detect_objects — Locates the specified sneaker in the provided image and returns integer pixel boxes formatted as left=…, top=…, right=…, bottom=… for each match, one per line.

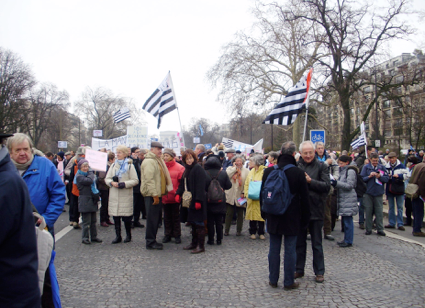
left=259, top=235, right=266, bottom=240
left=398, top=226, right=405, bottom=231
left=413, top=232, right=425, bottom=237
left=359, top=223, right=365, bottom=230
left=250, top=234, right=256, bottom=240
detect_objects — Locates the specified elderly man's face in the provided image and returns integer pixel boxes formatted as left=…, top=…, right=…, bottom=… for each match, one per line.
left=370, top=158, right=379, bottom=167
left=11, top=140, right=33, bottom=164
left=316, top=145, right=324, bottom=156
left=301, top=144, right=315, bottom=164
left=151, top=147, right=162, bottom=158
left=389, top=156, right=397, bottom=164
left=227, top=152, right=235, bottom=160
left=138, top=151, right=145, bottom=160
left=65, top=154, right=71, bottom=160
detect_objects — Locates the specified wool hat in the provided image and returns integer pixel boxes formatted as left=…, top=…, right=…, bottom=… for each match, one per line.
left=57, top=151, right=65, bottom=159
left=163, top=148, right=176, bottom=157
left=77, top=159, right=89, bottom=169
left=151, top=141, right=164, bottom=149
left=388, top=152, right=397, bottom=158
left=236, top=150, right=242, bottom=154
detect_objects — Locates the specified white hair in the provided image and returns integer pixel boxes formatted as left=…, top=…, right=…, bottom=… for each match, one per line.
left=315, top=142, right=325, bottom=149
left=6, top=133, right=34, bottom=151
left=299, top=141, right=315, bottom=153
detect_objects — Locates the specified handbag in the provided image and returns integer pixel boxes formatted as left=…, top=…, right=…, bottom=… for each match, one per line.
left=248, top=176, right=262, bottom=200
left=182, top=178, right=192, bottom=208
left=405, top=166, right=420, bottom=199
left=388, top=178, right=405, bottom=195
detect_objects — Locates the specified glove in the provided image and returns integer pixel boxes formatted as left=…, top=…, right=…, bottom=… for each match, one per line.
left=175, top=195, right=181, bottom=203
left=118, top=182, right=126, bottom=189
left=195, top=202, right=201, bottom=210
left=153, top=196, right=160, bottom=205
left=330, top=179, right=337, bottom=187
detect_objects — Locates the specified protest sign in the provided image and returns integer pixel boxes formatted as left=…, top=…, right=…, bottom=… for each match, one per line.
left=91, top=135, right=127, bottom=152
left=127, top=126, right=148, bottom=149
left=160, top=131, right=181, bottom=152
left=85, top=148, right=108, bottom=172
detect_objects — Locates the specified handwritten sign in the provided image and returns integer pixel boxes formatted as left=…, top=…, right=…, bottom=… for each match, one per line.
left=160, top=131, right=181, bottom=152
left=91, top=135, right=127, bottom=152
left=85, top=148, right=108, bottom=172
left=127, top=126, right=148, bottom=149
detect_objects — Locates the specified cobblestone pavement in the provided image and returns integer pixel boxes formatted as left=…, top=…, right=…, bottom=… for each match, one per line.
left=55, top=210, right=425, bottom=308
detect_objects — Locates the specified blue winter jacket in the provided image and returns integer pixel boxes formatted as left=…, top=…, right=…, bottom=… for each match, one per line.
left=23, top=155, right=66, bottom=229
left=360, top=162, right=389, bottom=197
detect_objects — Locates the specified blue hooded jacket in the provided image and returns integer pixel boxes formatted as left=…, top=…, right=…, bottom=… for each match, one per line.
left=22, top=155, right=66, bottom=229
left=360, top=162, right=389, bottom=197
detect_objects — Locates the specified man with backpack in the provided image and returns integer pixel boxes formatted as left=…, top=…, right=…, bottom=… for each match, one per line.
left=262, top=141, right=310, bottom=290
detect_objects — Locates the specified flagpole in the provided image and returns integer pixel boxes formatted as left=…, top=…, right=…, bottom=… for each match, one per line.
left=302, top=69, right=313, bottom=142
left=168, top=71, right=186, bottom=148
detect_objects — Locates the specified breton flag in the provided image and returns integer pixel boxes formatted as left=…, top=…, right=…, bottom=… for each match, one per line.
left=350, top=135, right=367, bottom=150
left=263, top=68, right=313, bottom=125
left=113, top=107, right=131, bottom=123
left=143, top=72, right=177, bottom=129
left=222, top=137, right=235, bottom=149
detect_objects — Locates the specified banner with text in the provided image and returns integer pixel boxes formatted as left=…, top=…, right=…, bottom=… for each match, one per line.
left=85, top=148, right=108, bottom=172
left=127, top=126, right=149, bottom=149
left=91, top=135, right=127, bottom=152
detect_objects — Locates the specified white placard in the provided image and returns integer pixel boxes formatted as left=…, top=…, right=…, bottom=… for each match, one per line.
left=85, top=149, right=108, bottom=172
left=193, top=137, right=200, bottom=144
left=58, top=141, right=67, bottom=148
left=127, top=126, right=148, bottom=149
left=91, top=135, right=127, bottom=152
left=160, top=131, right=181, bottom=152
left=93, top=130, right=103, bottom=137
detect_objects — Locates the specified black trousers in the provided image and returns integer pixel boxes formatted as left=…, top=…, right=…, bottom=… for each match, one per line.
left=405, top=197, right=413, bottom=225
left=99, top=189, right=110, bottom=223
left=69, top=194, right=80, bottom=223
left=249, top=220, right=265, bottom=235
left=133, top=193, right=146, bottom=223
left=145, top=197, right=162, bottom=247
left=65, top=181, right=72, bottom=204
left=296, top=220, right=325, bottom=276
left=163, top=202, right=181, bottom=238
left=207, top=211, right=224, bottom=242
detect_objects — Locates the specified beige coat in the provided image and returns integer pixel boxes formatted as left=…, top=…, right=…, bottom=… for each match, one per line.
left=225, top=166, right=249, bottom=206
left=244, top=165, right=265, bottom=222
left=105, top=160, right=139, bottom=217
left=140, top=151, right=165, bottom=197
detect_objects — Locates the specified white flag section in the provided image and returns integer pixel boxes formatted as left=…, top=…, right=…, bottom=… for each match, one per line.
left=221, top=137, right=264, bottom=154
left=85, top=149, right=108, bottom=172
left=263, top=68, right=313, bottom=126
left=113, top=107, right=131, bottom=123
left=91, top=135, right=127, bottom=152
left=127, top=126, right=149, bottom=149
left=350, top=135, right=367, bottom=150
left=143, top=72, right=177, bottom=129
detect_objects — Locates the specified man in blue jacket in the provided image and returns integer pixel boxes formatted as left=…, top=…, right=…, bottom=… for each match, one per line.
left=7, top=133, right=66, bottom=236
left=360, top=152, right=389, bottom=236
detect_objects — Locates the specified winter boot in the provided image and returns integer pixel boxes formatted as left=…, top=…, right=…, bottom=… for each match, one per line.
left=183, top=225, right=198, bottom=250
left=191, top=225, right=205, bottom=254
left=123, top=220, right=132, bottom=243
left=111, top=219, right=122, bottom=244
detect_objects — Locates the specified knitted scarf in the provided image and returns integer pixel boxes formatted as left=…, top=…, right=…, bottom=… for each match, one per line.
left=232, top=167, right=242, bottom=187
left=153, top=155, right=173, bottom=193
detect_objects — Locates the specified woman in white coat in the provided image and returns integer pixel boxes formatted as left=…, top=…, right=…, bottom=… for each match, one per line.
left=105, top=145, right=139, bottom=244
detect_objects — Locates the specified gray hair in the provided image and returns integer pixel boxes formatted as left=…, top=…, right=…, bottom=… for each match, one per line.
left=280, top=141, right=297, bottom=156
left=6, top=133, right=34, bottom=151
left=315, top=142, right=325, bottom=149
left=249, top=154, right=264, bottom=166
left=231, top=154, right=246, bottom=165
left=299, top=141, right=315, bottom=153
left=268, top=151, right=279, bottom=160
left=195, top=144, right=205, bottom=152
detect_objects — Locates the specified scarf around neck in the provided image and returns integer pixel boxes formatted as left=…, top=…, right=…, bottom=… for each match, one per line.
left=116, top=158, right=129, bottom=179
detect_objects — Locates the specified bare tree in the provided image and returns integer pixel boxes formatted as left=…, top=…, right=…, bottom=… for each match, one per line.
left=0, top=48, right=36, bottom=133
left=207, top=0, right=322, bottom=145
left=75, top=87, right=146, bottom=140
left=182, top=118, right=222, bottom=149
left=291, top=0, right=413, bottom=150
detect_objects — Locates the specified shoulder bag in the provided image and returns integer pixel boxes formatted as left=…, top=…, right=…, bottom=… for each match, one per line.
left=248, top=175, right=261, bottom=200
left=182, top=178, right=192, bottom=208
left=405, top=167, right=420, bottom=199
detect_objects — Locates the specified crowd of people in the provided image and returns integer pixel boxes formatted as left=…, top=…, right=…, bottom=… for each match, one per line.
left=2, top=131, right=425, bottom=306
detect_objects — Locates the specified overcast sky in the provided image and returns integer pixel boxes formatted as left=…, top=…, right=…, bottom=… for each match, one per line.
left=1, top=0, right=424, bottom=138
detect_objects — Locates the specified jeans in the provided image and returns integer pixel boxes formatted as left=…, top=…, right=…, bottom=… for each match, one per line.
left=145, top=196, right=162, bottom=247
left=412, top=198, right=424, bottom=233
left=363, top=194, right=384, bottom=232
left=296, top=220, right=325, bottom=275
left=358, top=197, right=364, bottom=225
left=387, top=193, right=405, bottom=227
left=341, top=216, right=353, bottom=245
left=269, top=233, right=297, bottom=286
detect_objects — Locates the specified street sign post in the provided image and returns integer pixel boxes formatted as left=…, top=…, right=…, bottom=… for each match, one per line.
left=375, top=140, right=381, bottom=147
left=58, top=141, right=68, bottom=148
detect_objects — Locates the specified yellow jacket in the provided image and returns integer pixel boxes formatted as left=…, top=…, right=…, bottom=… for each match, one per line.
left=244, top=165, right=265, bottom=222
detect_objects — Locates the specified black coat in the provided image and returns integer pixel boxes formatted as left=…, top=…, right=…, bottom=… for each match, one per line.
left=76, top=171, right=97, bottom=213
left=176, top=163, right=207, bottom=222
left=0, top=149, right=40, bottom=307
left=204, top=155, right=232, bottom=214
left=133, top=157, right=143, bottom=194
left=261, top=154, right=310, bottom=236
left=297, top=157, right=330, bottom=220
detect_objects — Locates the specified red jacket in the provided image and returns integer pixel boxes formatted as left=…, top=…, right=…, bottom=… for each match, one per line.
left=162, top=159, right=185, bottom=204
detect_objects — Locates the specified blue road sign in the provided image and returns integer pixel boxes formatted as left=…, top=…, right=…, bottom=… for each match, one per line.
left=310, top=130, right=326, bottom=145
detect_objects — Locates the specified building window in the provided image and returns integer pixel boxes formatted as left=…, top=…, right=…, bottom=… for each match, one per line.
left=383, top=100, right=391, bottom=109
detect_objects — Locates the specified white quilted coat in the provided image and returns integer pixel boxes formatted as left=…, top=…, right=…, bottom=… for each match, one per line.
left=105, top=160, right=139, bottom=216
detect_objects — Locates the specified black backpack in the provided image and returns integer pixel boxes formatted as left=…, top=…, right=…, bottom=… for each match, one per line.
left=355, top=171, right=367, bottom=198
left=207, top=170, right=225, bottom=203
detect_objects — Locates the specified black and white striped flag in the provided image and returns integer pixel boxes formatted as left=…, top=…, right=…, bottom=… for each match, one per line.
left=222, top=137, right=235, bottom=149
left=143, top=72, right=177, bottom=129
left=350, top=135, right=367, bottom=150
left=263, top=68, right=313, bottom=125
left=113, top=107, right=131, bottom=123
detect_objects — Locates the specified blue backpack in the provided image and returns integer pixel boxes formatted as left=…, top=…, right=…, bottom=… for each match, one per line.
left=262, top=164, right=295, bottom=215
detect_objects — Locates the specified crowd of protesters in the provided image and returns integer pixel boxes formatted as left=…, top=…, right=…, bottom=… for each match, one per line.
left=2, top=131, right=425, bottom=306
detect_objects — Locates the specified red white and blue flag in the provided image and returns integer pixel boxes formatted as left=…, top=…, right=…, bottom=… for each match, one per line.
left=263, top=68, right=313, bottom=126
